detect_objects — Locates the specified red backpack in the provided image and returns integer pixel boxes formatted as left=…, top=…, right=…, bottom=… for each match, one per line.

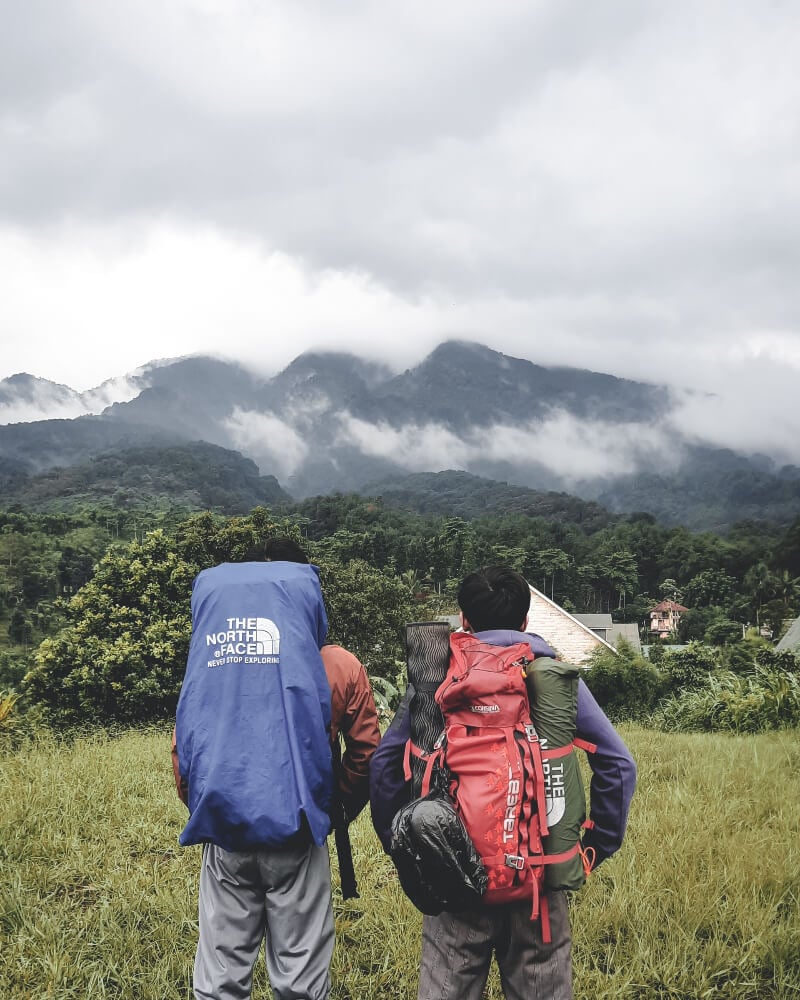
left=420, top=632, right=588, bottom=941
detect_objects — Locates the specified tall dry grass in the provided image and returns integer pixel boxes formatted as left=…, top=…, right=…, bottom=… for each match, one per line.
left=1, top=726, right=798, bottom=998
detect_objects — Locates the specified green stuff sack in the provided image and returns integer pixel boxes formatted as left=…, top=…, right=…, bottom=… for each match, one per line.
left=525, top=657, right=588, bottom=891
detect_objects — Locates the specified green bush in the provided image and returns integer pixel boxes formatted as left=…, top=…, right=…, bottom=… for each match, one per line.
left=315, top=557, right=414, bottom=681
left=660, top=641, right=720, bottom=694
left=24, top=530, right=196, bottom=727
left=583, top=640, right=666, bottom=722
left=721, top=642, right=759, bottom=675
left=654, top=664, right=800, bottom=733
left=755, top=647, right=800, bottom=674
left=0, top=690, right=19, bottom=732
left=0, top=650, right=29, bottom=690
left=703, top=618, right=743, bottom=646
left=717, top=630, right=772, bottom=674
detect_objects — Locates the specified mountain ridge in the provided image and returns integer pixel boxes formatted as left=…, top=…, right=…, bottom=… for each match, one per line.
left=0, top=340, right=797, bottom=528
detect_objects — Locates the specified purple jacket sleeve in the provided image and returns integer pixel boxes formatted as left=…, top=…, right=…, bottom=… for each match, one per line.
left=576, top=678, right=637, bottom=867
left=369, top=686, right=413, bottom=853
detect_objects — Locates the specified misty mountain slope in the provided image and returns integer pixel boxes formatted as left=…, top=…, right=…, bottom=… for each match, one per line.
left=102, top=357, right=265, bottom=441
left=1, top=340, right=798, bottom=528
left=257, top=351, right=391, bottom=413
left=371, top=341, right=673, bottom=427
left=0, top=454, right=33, bottom=494
left=586, top=445, right=800, bottom=531
left=225, top=352, right=398, bottom=488
left=0, top=416, right=185, bottom=472
left=259, top=341, right=679, bottom=496
left=0, top=441, right=291, bottom=514
left=0, top=370, right=145, bottom=423
left=0, top=373, right=78, bottom=409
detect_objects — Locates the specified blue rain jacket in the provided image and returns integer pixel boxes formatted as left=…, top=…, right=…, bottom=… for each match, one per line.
left=176, top=561, right=334, bottom=850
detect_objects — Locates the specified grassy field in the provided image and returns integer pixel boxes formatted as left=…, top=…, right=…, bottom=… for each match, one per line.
left=1, top=726, right=799, bottom=999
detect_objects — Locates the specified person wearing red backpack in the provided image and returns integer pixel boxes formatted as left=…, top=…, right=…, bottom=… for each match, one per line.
left=370, top=566, right=637, bottom=1000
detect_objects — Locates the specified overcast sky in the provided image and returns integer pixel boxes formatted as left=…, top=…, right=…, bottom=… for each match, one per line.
left=1, top=1, right=799, bottom=457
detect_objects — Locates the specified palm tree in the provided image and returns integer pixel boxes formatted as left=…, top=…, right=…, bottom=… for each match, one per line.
left=744, top=562, right=779, bottom=626
left=776, top=569, right=800, bottom=609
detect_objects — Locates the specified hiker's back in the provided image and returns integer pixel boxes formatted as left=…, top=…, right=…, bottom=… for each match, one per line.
left=175, top=560, right=334, bottom=851
left=436, top=633, right=549, bottom=907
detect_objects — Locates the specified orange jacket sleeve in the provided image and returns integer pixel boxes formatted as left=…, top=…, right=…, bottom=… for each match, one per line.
left=171, top=726, right=189, bottom=806
left=321, top=644, right=381, bottom=821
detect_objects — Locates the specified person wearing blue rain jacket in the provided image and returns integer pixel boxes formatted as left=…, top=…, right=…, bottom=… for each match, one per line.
left=175, top=557, right=335, bottom=1000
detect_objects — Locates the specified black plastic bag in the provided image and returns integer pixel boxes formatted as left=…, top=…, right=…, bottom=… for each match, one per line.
left=390, top=793, right=487, bottom=915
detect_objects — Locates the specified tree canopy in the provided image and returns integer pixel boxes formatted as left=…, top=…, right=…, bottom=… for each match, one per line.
left=23, top=509, right=414, bottom=725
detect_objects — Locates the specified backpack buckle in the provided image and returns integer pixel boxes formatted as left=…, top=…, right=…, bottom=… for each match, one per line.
left=505, top=854, right=525, bottom=870
left=525, top=724, right=538, bottom=742
left=433, top=732, right=445, bottom=750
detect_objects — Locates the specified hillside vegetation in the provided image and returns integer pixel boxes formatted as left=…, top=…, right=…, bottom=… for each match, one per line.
left=359, top=470, right=612, bottom=528
left=1, top=726, right=798, bottom=999
left=0, top=442, right=290, bottom=514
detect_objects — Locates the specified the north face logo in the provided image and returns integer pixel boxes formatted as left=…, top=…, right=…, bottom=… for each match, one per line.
left=205, top=617, right=281, bottom=665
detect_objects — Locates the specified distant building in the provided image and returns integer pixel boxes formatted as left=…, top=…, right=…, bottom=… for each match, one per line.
left=573, top=613, right=614, bottom=637
left=649, top=599, right=689, bottom=639
left=606, top=623, right=644, bottom=655
left=526, top=587, right=618, bottom=664
left=776, top=617, right=800, bottom=653
left=574, top=614, right=643, bottom=656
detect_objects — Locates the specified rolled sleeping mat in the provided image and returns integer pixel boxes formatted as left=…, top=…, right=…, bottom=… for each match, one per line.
left=525, top=657, right=588, bottom=891
left=405, top=621, right=452, bottom=799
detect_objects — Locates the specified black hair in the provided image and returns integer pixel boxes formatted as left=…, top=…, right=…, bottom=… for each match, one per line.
left=457, top=565, right=530, bottom=633
left=261, top=536, right=309, bottom=564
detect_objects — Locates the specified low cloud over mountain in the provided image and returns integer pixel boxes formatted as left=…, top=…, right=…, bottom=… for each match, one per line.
left=1, top=340, right=798, bottom=528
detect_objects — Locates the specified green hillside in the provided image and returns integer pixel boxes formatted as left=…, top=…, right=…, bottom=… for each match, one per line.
left=360, top=470, right=613, bottom=528
left=0, top=442, right=291, bottom=515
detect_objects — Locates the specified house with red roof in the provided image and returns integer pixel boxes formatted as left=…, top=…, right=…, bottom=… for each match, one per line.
left=649, top=599, right=689, bottom=639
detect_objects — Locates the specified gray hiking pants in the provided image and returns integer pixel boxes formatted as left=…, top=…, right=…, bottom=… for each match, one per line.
left=193, top=840, right=334, bottom=1000
left=417, top=891, right=573, bottom=1000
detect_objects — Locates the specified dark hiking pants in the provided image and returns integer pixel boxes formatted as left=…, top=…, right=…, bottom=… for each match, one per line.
left=417, top=891, right=573, bottom=1000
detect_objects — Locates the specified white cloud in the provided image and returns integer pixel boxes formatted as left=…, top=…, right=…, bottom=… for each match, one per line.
left=80, top=373, right=146, bottom=411
left=340, top=416, right=470, bottom=471
left=728, top=332, right=800, bottom=371
left=0, top=372, right=142, bottom=425
left=1, top=217, right=799, bottom=462
left=478, top=412, right=681, bottom=482
left=224, top=408, right=309, bottom=481
left=1, top=1, right=799, bottom=463
left=0, top=398, right=80, bottom=426
left=0, top=221, right=446, bottom=389
left=340, top=409, right=683, bottom=482
left=668, top=359, right=800, bottom=463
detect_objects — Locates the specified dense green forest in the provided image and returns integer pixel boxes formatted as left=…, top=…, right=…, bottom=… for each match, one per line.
left=2, top=483, right=800, bottom=728
left=0, top=443, right=290, bottom=513
left=289, top=491, right=800, bottom=634
left=0, top=504, right=202, bottom=690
